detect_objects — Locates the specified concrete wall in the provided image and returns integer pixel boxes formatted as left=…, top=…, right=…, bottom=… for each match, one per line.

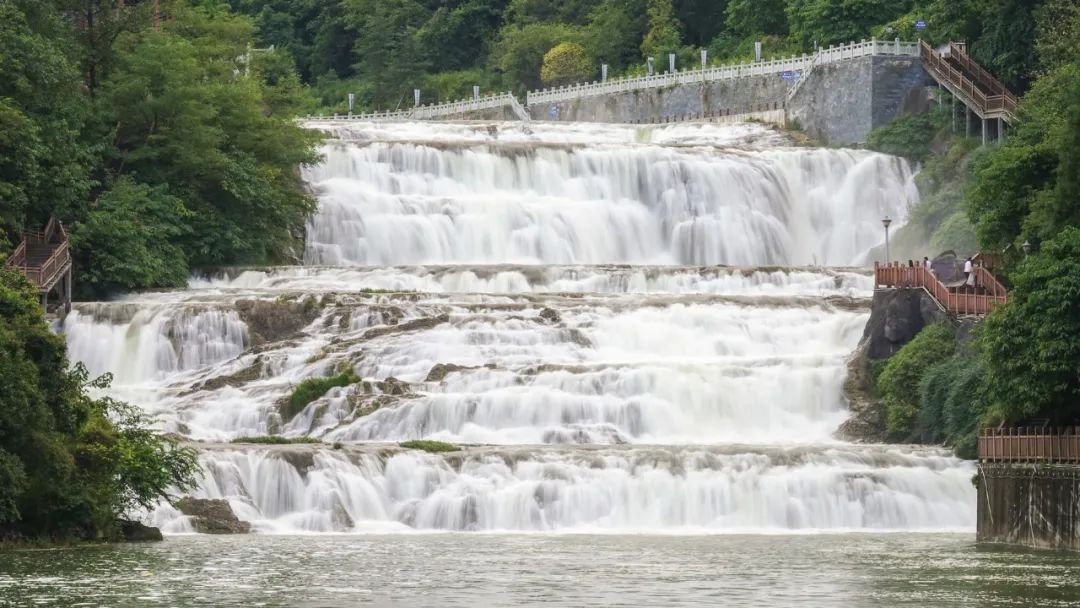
left=528, top=73, right=789, bottom=124
left=787, top=55, right=929, bottom=145
left=978, top=463, right=1080, bottom=551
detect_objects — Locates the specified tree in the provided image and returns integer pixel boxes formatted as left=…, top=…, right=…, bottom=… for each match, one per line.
left=725, top=0, right=788, bottom=38
left=489, top=23, right=583, bottom=91
left=584, top=0, right=647, bottom=71
left=981, top=228, right=1080, bottom=423
left=876, top=323, right=956, bottom=439
left=673, top=0, right=727, bottom=46
left=641, top=0, right=680, bottom=59
left=787, top=0, right=914, bottom=48
left=0, top=268, right=199, bottom=539
left=541, top=41, right=593, bottom=86
left=343, top=0, right=431, bottom=107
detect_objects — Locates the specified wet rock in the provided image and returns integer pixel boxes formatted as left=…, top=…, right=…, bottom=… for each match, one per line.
left=235, top=297, right=324, bottom=346
left=425, top=363, right=473, bottom=382
left=538, top=307, right=561, bottom=324
left=191, top=355, right=266, bottom=393
left=361, top=314, right=450, bottom=340
left=378, top=377, right=410, bottom=395
left=859, top=289, right=946, bottom=360
left=174, top=498, right=252, bottom=534
left=120, top=520, right=163, bottom=542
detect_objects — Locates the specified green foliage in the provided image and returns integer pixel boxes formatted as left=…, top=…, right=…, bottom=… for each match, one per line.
left=981, top=228, right=1080, bottom=423
left=582, top=0, right=647, bottom=71
left=69, top=179, right=190, bottom=299
left=876, top=323, right=956, bottom=439
left=725, top=0, right=788, bottom=37
left=285, top=370, right=361, bottom=420
left=230, top=435, right=321, bottom=444
left=918, top=353, right=989, bottom=458
left=541, top=42, right=594, bottom=86
left=866, top=109, right=946, bottom=163
left=399, top=439, right=460, bottom=453
left=0, top=269, right=198, bottom=540
left=786, top=0, right=914, bottom=48
left=641, top=0, right=681, bottom=59
left=490, top=23, right=584, bottom=92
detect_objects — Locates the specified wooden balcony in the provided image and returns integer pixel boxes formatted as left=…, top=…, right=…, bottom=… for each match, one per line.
left=979, top=428, right=1080, bottom=463
left=874, top=261, right=1007, bottom=316
left=4, top=216, right=73, bottom=313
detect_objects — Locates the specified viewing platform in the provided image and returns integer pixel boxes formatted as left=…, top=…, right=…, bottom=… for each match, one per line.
left=4, top=216, right=73, bottom=315
left=873, top=261, right=1007, bottom=316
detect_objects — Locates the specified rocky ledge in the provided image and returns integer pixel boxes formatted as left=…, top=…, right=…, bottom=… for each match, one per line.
left=175, top=498, right=252, bottom=534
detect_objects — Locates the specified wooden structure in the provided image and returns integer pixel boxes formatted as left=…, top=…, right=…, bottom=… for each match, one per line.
left=979, top=428, right=1080, bottom=463
left=920, top=41, right=1018, bottom=144
left=874, top=261, right=1007, bottom=316
left=4, top=217, right=73, bottom=315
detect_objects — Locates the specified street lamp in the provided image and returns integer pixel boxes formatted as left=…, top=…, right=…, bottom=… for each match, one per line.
left=882, top=216, right=893, bottom=264
left=1022, top=240, right=1031, bottom=258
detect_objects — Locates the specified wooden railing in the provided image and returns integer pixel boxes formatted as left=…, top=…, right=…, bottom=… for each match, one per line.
left=4, top=216, right=72, bottom=291
left=979, top=428, right=1080, bottom=463
left=874, top=261, right=1007, bottom=316
left=920, top=41, right=1017, bottom=122
left=944, top=43, right=1014, bottom=102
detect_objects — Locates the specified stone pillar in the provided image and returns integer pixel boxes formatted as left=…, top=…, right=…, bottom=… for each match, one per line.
left=982, top=118, right=987, bottom=146
left=998, top=117, right=1005, bottom=143
left=64, top=269, right=72, bottom=315
left=965, top=106, right=972, bottom=136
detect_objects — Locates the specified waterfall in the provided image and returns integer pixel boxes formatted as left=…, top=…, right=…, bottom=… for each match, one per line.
left=302, top=123, right=917, bottom=267
left=65, top=121, right=975, bottom=535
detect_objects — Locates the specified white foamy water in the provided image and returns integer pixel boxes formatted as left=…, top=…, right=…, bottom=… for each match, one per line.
left=63, top=121, right=973, bottom=535
left=149, top=445, right=974, bottom=534
left=303, top=122, right=916, bottom=267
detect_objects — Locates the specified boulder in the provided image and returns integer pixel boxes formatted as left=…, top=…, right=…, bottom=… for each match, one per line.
left=538, top=307, right=561, bottom=324
left=120, top=520, right=163, bottom=542
left=174, top=498, right=252, bottom=534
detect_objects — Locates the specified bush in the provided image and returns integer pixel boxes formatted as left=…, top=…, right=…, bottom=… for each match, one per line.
left=918, top=354, right=990, bottom=458
left=877, top=323, right=956, bottom=439
left=399, top=439, right=460, bottom=453
left=541, top=42, right=594, bottom=86
left=866, top=109, right=947, bottom=163
left=284, top=370, right=360, bottom=421
left=230, top=436, right=321, bottom=445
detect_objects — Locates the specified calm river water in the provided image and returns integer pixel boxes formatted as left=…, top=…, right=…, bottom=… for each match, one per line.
left=2, top=534, right=1079, bottom=607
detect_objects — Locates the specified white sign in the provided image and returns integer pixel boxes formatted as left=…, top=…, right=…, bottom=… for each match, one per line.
left=414, top=89, right=420, bottom=106
left=473, top=85, right=480, bottom=100
left=755, top=41, right=762, bottom=62
left=701, top=49, right=707, bottom=68
left=669, top=53, right=676, bottom=73
left=601, top=64, right=608, bottom=82
left=647, top=56, right=654, bottom=76
left=347, top=93, right=355, bottom=113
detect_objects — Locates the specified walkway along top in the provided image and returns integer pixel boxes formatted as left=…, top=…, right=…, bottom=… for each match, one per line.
left=874, top=261, right=1007, bottom=316
left=4, top=216, right=73, bottom=314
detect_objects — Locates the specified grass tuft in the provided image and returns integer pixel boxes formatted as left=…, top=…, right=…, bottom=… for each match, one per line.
left=399, top=439, right=459, bottom=453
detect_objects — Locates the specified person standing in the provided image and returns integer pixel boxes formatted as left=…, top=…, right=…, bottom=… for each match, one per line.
left=964, top=257, right=974, bottom=293
left=963, top=256, right=972, bottom=280
left=923, top=256, right=932, bottom=274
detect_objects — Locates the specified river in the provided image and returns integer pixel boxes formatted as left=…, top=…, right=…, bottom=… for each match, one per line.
left=23, top=120, right=1053, bottom=604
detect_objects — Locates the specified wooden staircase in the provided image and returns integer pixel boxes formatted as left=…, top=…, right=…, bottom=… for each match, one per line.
left=5, top=217, right=73, bottom=315
left=920, top=41, right=1018, bottom=124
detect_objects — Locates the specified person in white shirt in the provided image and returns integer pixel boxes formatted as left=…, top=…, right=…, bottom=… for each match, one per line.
left=924, top=257, right=932, bottom=273
left=964, top=257, right=975, bottom=292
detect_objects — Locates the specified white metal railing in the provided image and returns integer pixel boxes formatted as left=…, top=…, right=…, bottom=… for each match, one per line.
left=305, top=92, right=524, bottom=122
left=527, top=39, right=920, bottom=106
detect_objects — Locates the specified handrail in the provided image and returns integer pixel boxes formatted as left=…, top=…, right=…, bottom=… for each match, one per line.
left=920, top=41, right=1017, bottom=122
left=4, top=216, right=71, bottom=291
left=945, top=43, right=1015, bottom=104
left=979, top=427, right=1080, bottom=463
left=305, top=92, right=525, bottom=123
left=874, top=261, right=1007, bottom=316
left=6, top=239, right=27, bottom=268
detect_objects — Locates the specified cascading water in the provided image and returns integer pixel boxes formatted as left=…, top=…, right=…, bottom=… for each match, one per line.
left=64, top=121, right=975, bottom=534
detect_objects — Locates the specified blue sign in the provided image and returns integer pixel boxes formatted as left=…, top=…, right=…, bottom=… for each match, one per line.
left=915, top=19, right=927, bottom=29
left=548, top=105, right=558, bottom=118
left=781, top=70, right=801, bottom=81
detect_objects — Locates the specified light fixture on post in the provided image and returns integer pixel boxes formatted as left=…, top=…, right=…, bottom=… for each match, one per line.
left=1022, top=240, right=1032, bottom=258
left=882, top=216, right=893, bottom=264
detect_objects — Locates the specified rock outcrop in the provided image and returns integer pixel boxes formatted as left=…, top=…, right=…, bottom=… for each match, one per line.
left=839, top=289, right=948, bottom=441
left=120, top=520, right=163, bottom=542
left=174, top=498, right=252, bottom=534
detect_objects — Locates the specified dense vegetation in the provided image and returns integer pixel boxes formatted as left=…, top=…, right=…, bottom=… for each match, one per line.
left=0, top=0, right=319, bottom=298
left=865, top=0, right=1080, bottom=454
left=399, top=439, right=460, bottom=453
left=0, top=269, right=199, bottom=541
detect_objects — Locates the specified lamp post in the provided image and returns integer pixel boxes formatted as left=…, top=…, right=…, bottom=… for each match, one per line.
left=1022, top=240, right=1031, bottom=258
left=882, top=216, right=893, bottom=264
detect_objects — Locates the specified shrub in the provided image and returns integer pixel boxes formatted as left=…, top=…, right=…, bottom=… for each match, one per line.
left=877, top=323, right=956, bottom=439
left=230, top=436, right=321, bottom=445
left=866, top=109, right=947, bottom=163
left=540, top=42, right=593, bottom=86
left=284, top=370, right=360, bottom=421
left=399, top=439, right=460, bottom=453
